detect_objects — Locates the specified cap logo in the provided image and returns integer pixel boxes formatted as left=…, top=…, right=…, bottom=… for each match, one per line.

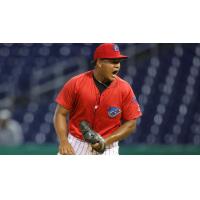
left=113, top=44, right=119, bottom=52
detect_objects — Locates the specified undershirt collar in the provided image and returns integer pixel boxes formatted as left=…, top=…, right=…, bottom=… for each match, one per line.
left=92, top=75, right=111, bottom=94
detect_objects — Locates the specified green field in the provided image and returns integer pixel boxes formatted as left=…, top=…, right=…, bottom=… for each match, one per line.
left=1, top=144, right=200, bottom=155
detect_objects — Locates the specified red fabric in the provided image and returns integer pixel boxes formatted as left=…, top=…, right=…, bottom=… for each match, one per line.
left=55, top=71, right=142, bottom=140
left=93, top=43, right=128, bottom=60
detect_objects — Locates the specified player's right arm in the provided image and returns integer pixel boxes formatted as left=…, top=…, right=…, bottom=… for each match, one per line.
left=53, top=104, right=75, bottom=155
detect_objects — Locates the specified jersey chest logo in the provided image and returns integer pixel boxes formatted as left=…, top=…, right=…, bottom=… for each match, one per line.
left=108, top=107, right=121, bottom=118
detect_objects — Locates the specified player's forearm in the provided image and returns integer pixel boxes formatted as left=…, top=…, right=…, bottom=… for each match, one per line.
left=105, top=120, right=136, bottom=145
left=53, top=113, right=69, bottom=144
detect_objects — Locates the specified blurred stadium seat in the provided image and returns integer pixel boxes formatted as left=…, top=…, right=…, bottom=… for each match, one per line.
left=0, top=43, right=199, bottom=146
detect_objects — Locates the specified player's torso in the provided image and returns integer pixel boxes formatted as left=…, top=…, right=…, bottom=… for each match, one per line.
left=69, top=72, right=124, bottom=138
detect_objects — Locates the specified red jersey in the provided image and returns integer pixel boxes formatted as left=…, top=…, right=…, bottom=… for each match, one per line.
left=55, top=70, right=142, bottom=140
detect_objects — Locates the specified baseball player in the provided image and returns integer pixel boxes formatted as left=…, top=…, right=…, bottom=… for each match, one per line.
left=53, top=43, right=142, bottom=155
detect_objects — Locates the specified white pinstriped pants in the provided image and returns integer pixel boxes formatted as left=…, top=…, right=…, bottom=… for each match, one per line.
left=67, top=133, right=119, bottom=155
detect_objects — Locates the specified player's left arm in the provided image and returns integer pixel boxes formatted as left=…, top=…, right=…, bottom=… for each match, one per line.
left=104, top=119, right=136, bottom=145
left=104, top=85, right=142, bottom=145
left=103, top=86, right=141, bottom=145
left=92, top=85, right=141, bottom=151
left=92, top=120, right=137, bottom=151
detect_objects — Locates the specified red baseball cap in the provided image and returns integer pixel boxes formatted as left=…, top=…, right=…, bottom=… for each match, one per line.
left=93, top=43, right=128, bottom=61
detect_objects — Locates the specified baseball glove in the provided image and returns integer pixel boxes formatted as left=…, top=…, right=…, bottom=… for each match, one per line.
left=80, top=121, right=106, bottom=154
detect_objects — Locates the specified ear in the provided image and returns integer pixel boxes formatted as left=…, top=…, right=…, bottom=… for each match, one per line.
left=96, top=59, right=102, bottom=68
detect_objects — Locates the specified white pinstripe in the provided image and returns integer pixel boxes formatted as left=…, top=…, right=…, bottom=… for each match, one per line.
left=67, top=133, right=119, bottom=155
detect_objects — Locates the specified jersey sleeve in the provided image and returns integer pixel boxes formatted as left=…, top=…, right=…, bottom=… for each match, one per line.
left=122, top=86, right=142, bottom=121
left=55, top=78, right=77, bottom=111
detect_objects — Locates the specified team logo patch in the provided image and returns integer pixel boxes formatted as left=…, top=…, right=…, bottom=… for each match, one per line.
left=113, top=44, right=119, bottom=51
left=108, top=107, right=121, bottom=118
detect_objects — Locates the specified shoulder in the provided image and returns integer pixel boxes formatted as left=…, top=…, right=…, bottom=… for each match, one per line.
left=64, top=71, right=92, bottom=87
left=116, top=76, right=133, bottom=92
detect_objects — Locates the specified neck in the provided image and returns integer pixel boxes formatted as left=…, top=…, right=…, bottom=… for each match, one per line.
left=93, top=69, right=107, bottom=83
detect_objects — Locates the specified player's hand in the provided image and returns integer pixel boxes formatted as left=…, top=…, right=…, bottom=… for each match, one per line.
left=91, top=142, right=106, bottom=154
left=59, top=141, right=75, bottom=155
left=80, top=121, right=106, bottom=154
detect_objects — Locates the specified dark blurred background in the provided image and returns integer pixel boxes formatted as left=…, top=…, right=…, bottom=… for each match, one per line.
left=0, top=43, right=200, bottom=154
